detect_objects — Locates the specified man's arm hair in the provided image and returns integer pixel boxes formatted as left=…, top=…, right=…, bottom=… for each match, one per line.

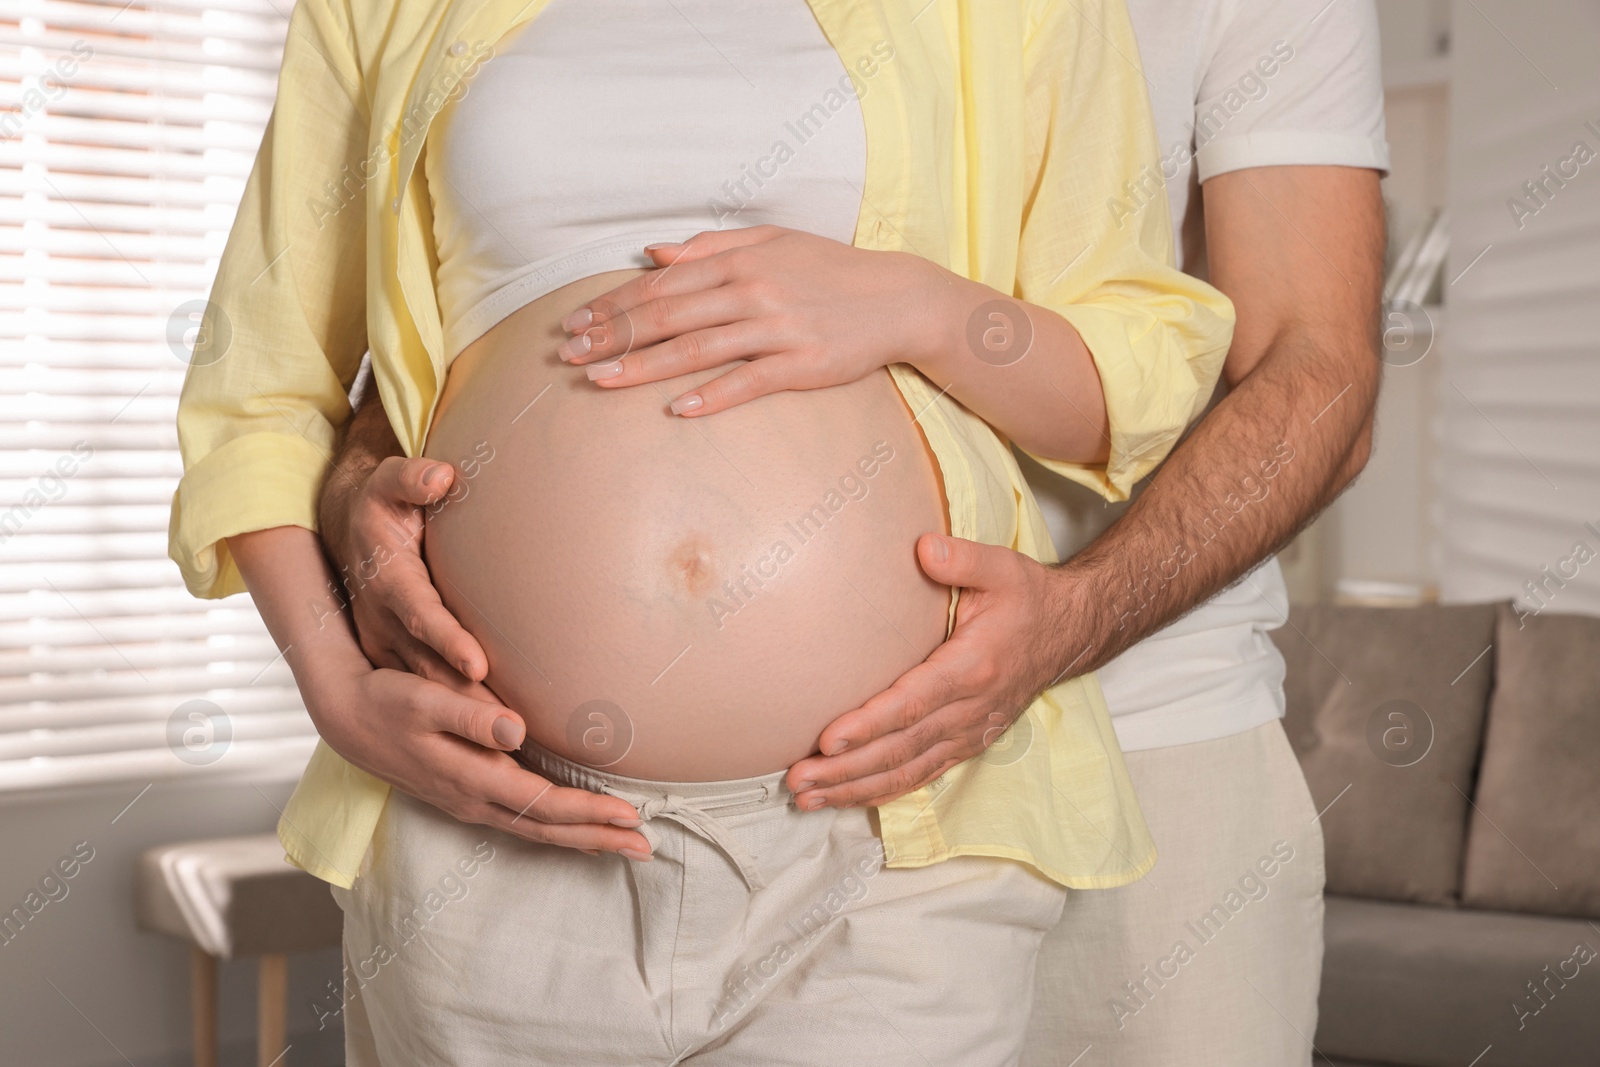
left=1058, top=165, right=1384, bottom=672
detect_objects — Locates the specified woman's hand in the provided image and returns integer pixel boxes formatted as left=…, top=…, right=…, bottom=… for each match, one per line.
left=784, top=534, right=1085, bottom=810
left=557, top=224, right=1112, bottom=464
left=228, top=519, right=653, bottom=862
left=312, top=444, right=654, bottom=860
left=556, top=225, right=949, bottom=416
left=299, top=645, right=652, bottom=858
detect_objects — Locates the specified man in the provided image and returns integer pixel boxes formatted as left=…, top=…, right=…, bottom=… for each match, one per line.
left=313, top=0, right=1386, bottom=1061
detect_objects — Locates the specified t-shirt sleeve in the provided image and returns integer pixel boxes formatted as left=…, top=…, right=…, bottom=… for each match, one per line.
left=1192, top=0, right=1390, bottom=182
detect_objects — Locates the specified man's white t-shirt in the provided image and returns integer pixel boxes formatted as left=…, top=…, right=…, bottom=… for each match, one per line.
left=1020, top=0, right=1390, bottom=752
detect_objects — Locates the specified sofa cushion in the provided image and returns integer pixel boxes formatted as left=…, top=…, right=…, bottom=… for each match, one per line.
left=1461, top=605, right=1600, bottom=919
left=1319, top=895, right=1600, bottom=1067
left=1272, top=603, right=1498, bottom=904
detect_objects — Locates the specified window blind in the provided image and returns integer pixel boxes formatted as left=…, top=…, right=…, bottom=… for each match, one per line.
left=1435, top=4, right=1600, bottom=619
left=0, top=0, right=318, bottom=793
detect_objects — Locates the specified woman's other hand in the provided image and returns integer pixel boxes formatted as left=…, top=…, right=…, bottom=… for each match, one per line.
left=299, top=648, right=651, bottom=857
left=784, top=534, right=1086, bottom=810
left=316, top=451, right=653, bottom=859
left=227, top=524, right=651, bottom=859
left=556, top=225, right=948, bottom=416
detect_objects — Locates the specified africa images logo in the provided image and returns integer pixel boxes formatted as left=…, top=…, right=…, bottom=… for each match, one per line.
left=167, top=699, right=231, bottom=766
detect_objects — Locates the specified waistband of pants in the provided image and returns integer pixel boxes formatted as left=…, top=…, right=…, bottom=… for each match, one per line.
left=516, top=739, right=797, bottom=891
left=515, top=737, right=793, bottom=816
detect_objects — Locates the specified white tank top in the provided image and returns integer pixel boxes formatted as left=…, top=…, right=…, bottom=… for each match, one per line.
left=427, top=0, right=869, bottom=360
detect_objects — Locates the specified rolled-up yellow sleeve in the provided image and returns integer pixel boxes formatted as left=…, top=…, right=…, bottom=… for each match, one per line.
left=1016, top=0, right=1235, bottom=501
left=169, top=0, right=371, bottom=598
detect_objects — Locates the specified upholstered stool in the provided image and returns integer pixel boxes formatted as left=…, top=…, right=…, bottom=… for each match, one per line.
left=136, top=833, right=343, bottom=1067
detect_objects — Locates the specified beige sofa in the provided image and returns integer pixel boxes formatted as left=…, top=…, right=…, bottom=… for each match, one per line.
left=1271, top=602, right=1600, bottom=1067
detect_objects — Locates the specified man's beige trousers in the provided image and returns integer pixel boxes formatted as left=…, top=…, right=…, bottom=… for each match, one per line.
left=1023, top=720, right=1327, bottom=1067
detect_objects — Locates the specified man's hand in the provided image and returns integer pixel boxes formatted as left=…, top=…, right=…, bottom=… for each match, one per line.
left=788, top=165, right=1384, bottom=811
left=786, top=533, right=1079, bottom=810
left=319, top=399, right=488, bottom=684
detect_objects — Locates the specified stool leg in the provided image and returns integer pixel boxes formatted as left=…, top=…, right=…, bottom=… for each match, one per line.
left=191, top=949, right=218, bottom=1067
left=257, top=952, right=288, bottom=1067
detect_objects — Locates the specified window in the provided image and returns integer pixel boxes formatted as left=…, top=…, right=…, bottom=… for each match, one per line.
left=0, top=0, right=316, bottom=792
left=1435, top=11, right=1600, bottom=618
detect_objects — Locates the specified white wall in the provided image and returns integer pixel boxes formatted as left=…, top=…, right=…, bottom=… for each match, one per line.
left=0, top=777, right=342, bottom=1067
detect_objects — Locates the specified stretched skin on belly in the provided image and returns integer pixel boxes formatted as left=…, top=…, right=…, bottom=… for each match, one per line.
left=423, top=269, right=950, bottom=781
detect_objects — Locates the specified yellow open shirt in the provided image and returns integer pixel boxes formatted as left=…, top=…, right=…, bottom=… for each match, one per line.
left=169, top=0, right=1234, bottom=890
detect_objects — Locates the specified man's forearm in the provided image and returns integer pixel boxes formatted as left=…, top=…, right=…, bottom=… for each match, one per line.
left=789, top=167, right=1383, bottom=802
left=1051, top=164, right=1384, bottom=676
left=1056, top=328, right=1375, bottom=674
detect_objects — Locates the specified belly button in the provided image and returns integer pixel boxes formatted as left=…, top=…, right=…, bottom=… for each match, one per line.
left=668, top=537, right=719, bottom=598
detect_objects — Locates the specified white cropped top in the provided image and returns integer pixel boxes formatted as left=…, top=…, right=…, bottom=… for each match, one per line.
left=426, top=0, right=869, bottom=360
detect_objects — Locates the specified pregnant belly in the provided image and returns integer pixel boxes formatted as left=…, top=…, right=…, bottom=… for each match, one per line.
left=422, top=270, right=950, bottom=781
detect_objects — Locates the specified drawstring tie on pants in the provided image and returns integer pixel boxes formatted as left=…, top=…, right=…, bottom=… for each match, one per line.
left=630, top=788, right=774, bottom=892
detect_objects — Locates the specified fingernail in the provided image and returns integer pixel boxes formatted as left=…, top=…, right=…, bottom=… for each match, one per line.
left=609, top=817, right=642, bottom=828
left=586, top=359, right=624, bottom=381
left=619, top=847, right=653, bottom=863
left=822, top=738, right=848, bottom=756
left=794, top=779, right=815, bottom=791
left=798, top=794, right=828, bottom=811
left=562, top=308, right=593, bottom=332
left=423, top=465, right=448, bottom=489
left=670, top=392, right=702, bottom=415
left=491, top=717, right=521, bottom=749
left=580, top=848, right=600, bottom=856
left=558, top=333, right=591, bottom=362
left=644, top=242, right=677, bottom=253
left=929, top=535, right=950, bottom=562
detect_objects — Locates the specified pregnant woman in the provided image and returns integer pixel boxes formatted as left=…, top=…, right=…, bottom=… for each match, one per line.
left=171, top=0, right=1232, bottom=1062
